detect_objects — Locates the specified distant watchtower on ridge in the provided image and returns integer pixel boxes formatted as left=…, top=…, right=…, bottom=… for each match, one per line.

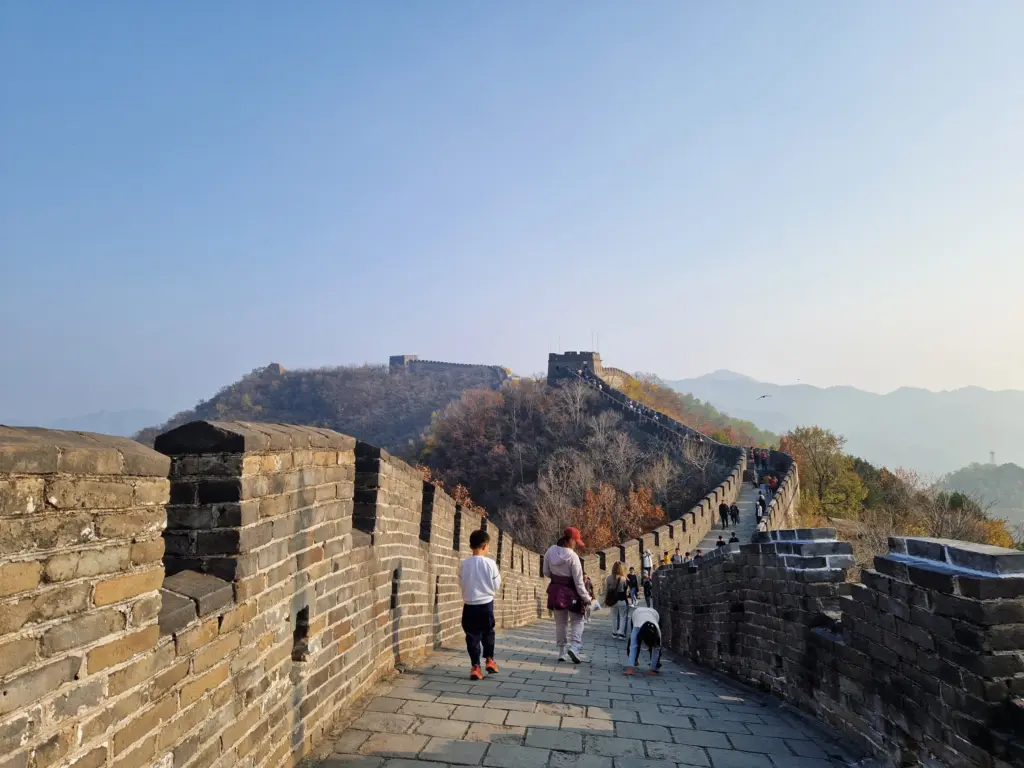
left=547, top=351, right=604, bottom=385
left=389, top=355, right=419, bottom=371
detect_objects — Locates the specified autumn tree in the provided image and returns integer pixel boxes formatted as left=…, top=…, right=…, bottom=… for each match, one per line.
left=422, top=378, right=725, bottom=552
left=780, top=426, right=867, bottom=521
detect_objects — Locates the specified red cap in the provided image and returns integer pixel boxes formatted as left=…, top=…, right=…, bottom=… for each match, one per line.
left=564, top=527, right=585, bottom=548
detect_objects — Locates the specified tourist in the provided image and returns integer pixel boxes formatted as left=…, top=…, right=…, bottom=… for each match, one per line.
left=662, top=550, right=672, bottom=566
left=719, top=501, right=730, bottom=530
left=459, top=530, right=502, bottom=680
left=642, top=573, right=653, bottom=607
left=543, top=527, right=592, bottom=664
left=716, top=535, right=727, bottom=549
left=627, top=567, right=639, bottom=602
left=757, top=492, right=767, bottom=516
left=641, top=548, right=653, bottom=575
left=729, top=502, right=739, bottom=526
left=605, top=562, right=631, bottom=639
left=728, top=532, right=740, bottom=544
left=682, top=551, right=691, bottom=564
left=623, top=605, right=662, bottom=676
left=671, top=546, right=683, bottom=565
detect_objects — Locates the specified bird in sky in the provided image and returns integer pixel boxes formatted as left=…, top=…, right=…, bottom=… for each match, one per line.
left=757, top=394, right=771, bottom=400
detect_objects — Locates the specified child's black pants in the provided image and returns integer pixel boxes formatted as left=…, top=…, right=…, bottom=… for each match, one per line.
left=462, top=601, right=495, bottom=666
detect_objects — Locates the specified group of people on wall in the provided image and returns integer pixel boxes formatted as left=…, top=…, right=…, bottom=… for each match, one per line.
left=455, top=523, right=664, bottom=680
left=539, top=526, right=664, bottom=676
left=454, top=374, right=778, bottom=680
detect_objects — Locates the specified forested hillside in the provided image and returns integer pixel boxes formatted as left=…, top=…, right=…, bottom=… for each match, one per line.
left=135, top=363, right=505, bottom=454
left=783, top=425, right=1024, bottom=566
left=418, top=379, right=732, bottom=551
left=134, top=361, right=766, bottom=552
left=940, top=462, right=1024, bottom=527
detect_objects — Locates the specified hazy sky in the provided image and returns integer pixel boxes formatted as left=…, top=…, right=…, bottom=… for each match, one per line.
left=3, top=2, right=1023, bottom=423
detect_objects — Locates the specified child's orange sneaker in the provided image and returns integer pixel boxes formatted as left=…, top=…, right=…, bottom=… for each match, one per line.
left=470, top=665, right=484, bottom=680
left=485, top=659, right=499, bottom=674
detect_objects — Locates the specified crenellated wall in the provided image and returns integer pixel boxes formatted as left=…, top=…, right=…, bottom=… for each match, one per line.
left=555, top=368, right=749, bottom=600
left=387, top=355, right=508, bottom=386
left=654, top=529, right=1024, bottom=767
left=748, top=448, right=800, bottom=531
left=0, top=421, right=546, bottom=768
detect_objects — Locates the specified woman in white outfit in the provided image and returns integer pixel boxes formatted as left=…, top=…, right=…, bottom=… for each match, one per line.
left=543, top=527, right=593, bottom=663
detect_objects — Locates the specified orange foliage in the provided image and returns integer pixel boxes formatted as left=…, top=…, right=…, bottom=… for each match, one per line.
left=570, top=483, right=667, bottom=551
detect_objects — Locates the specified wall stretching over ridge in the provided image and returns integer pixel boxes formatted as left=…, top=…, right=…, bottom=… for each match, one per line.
left=748, top=448, right=799, bottom=531
left=654, top=528, right=1024, bottom=766
left=0, top=421, right=546, bottom=768
left=550, top=362, right=754, bottom=596
left=387, top=355, right=508, bottom=386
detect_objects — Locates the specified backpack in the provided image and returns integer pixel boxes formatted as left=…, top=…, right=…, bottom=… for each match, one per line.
left=604, top=577, right=625, bottom=607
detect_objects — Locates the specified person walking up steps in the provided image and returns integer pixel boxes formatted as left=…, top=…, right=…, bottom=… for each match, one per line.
left=642, top=572, right=653, bottom=607
left=459, top=530, right=501, bottom=680
left=729, top=501, right=739, bottom=526
left=627, top=567, right=639, bottom=602
left=543, top=527, right=592, bottom=664
left=719, top=500, right=730, bottom=529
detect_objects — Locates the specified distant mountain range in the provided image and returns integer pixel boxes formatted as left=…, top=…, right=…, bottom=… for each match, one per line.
left=668, top=371, right=1024, bottom=477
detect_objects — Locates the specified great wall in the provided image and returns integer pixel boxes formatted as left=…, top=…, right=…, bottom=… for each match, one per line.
left=0, top=352, right=1021, bottom=768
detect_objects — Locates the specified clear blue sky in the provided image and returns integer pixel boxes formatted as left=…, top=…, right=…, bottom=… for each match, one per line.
left=2, top=2, right=1023, bottom=423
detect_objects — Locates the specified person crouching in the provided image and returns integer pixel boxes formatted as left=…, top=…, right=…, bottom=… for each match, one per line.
left=623, top=604, right=662, bottom=676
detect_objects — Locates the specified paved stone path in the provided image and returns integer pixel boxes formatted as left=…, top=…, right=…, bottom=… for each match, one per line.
left=310, top=611, right=862, bottom=768
left=695, top=481, right=760, bottom=555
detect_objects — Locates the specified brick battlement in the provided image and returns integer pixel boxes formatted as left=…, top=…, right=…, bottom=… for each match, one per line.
left=654, top=530, right=1024, bottom=765
left=0, top=422, right=545, bottom=768
left=388, top=355, right=508, bottom=384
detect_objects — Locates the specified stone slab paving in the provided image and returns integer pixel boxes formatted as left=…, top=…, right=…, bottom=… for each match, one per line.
left=307, top=611, right=864, bottom=768
left=695, top=482, right=760, bottom=555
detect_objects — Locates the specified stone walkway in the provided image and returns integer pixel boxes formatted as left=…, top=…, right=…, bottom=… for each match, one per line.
left=695, top=481, right=760, bottom=555
left=309, top=611, right=863, bottom=768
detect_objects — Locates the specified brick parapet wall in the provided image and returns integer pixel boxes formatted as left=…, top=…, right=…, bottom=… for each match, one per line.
left=0, top=421, right=546, bottom=768
left=654, top=529, right=1024, bottom=766
left=388, top=356, right=508, bottom=385
left=764, top=449, right=799, bottom=530
left=0, top=427, right=170, bottom=768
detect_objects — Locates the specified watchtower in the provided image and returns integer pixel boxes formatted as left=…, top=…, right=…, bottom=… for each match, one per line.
left=547, top=351, right=604, bottom=385
left=389, top=355, right=419, bottom=372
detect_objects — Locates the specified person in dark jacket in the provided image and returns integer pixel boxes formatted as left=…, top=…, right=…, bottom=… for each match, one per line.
left=641, top=574, right=653, bottom=607
left=718, top=501, right=730, bottom=529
